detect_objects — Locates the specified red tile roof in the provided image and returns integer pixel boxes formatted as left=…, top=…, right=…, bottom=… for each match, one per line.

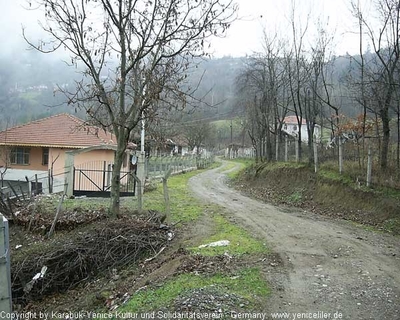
left=283, top=116, right=307, bottom=125
left=0, top=113, right=116, bottom=149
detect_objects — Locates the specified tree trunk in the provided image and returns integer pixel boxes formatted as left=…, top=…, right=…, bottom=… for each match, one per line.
left=380, top=108, right=390, bottom=170
left=397, top=110, right=400, bottom=170
left=110, top=137, right=126, bottom=217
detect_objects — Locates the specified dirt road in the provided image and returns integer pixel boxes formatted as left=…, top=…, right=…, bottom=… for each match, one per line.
left=188, top=161, right=400, bottom=320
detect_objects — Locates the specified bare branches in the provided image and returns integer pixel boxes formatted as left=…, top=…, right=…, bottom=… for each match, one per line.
left=24, top=0, right=238, bottom=215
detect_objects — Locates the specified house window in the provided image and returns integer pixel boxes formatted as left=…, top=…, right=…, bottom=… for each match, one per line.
left=42, top=148, right=49, bottom=165
left=293, top=125, right=298, bottom=131
left=11, top=147, right=30, bottom=165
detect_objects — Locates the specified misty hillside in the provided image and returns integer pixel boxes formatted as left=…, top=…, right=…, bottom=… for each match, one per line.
left=0, top=50, right=362, bottom=130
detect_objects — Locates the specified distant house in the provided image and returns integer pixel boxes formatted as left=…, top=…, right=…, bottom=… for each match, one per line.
left=145, top=136, right=190, bottom=157
left=282, top=116, right=321, bottom=143
left=0, top=113, right=133, bottom=195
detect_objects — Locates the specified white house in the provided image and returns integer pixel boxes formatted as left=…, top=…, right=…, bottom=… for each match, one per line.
left=282, top=116, right=321, bottom=143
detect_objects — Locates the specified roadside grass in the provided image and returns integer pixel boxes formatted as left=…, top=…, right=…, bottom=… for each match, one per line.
left=285, top=189, right=305, bottom=205
left=118, top=268, right=269, bottom=312
left=190, top=214, right=268, bottom=256
left=38, top=163, right=222, bottom=223
left=144, top=170, right=207, bottom=222
left=35, top=161, right=271, bottom=312
left=117, top=159, right=270, bottom=312
left=221, top=158, right=255, bottom=180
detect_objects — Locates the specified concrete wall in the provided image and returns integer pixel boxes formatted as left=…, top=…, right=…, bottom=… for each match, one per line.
left=0, top=214, right=12, bottom=313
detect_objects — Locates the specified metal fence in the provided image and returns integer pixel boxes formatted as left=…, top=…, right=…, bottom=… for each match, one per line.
left=145, top=155, right=214, bottom=178
left=0, top=214, right=12, bottom=313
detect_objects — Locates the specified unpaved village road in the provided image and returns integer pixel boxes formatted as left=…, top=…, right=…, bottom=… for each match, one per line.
left=188, top=161, right=400, bottom=320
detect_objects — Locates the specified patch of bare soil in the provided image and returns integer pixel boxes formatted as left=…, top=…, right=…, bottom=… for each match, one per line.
left=189, top=161, right=400, bottom=320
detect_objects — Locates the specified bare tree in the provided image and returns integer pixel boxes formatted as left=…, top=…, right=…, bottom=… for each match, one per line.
left=183, top=120, right=212, bottom=155
left=24, top=0, right=237, bottom=216
left=285, top=2, right=311, bottom=161
left=236, top=34, right=289, bottom=162
left=355, top=0, right=400, bottom=169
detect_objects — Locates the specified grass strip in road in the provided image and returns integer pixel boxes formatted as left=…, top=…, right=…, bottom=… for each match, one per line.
left=118, top=268, right=269, bottom=312
left=190, top=214, right=268, bottom=256
left=143, top=163, right=221, bottom=222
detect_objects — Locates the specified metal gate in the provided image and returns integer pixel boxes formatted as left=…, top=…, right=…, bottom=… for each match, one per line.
left=73, top=161, right=136, bottom=197
left=0, top=214, right=12, bottom=313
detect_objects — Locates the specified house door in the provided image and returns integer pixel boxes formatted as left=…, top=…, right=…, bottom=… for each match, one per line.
left=73, top=161, right=136, bottom=197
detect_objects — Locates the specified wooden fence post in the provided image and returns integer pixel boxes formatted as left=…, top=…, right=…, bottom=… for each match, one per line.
left=7, top=182, right=20, bottom=202
left=47, top=194, right=65, bottom=238
left=35, top=174, right=39, bottom=195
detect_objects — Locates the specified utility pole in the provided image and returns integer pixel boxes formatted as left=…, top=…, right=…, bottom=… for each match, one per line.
left=230, top=119, right=233, bottom=159
left=141, top=112, right=145, bottom=154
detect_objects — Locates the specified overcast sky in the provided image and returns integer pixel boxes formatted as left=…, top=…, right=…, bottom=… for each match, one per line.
left=211, top=0, right=371, bottom=57
left=2, top=0, right=371, bottom=59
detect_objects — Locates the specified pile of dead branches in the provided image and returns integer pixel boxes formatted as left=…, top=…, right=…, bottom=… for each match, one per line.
left=12, top=218, right=169, bottom=305
left=14, top=207, right=108, bottom=233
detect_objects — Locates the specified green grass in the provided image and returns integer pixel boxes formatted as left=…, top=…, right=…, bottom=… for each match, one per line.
left=118, top=268, right=269, bottom=312
left=318, top=168, right=354, bottom=185
left=119, top=160, right=270, bottom=312
left=190, top=214, right=268, bottom=256
left=41, top=165, right=220, bottom=223
left=143, top=169, right=212, bottom=222
left=229, top=158, right=255, bottom=167
left=218, top=161, right=237, bottom=173
left=222, top=158, right=254, bottom=180
left=285, top=189, right=304, bottom=204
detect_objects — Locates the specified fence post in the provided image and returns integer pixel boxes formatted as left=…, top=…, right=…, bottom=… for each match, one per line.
left=47, top=194, right=65, bottom=238
left=35, top=174, right=39, bottom=195
left=131, top=174, right=142, bottom=210
left=136, top=152, right=145, bottom=196
left=0, top=214, right=12, bottom=313
left=285, top=135, right=288, bottom=162
left=48, top=169, right=53, bottom=194
left=64, top=151, right=75, bottom=197
left=163, top=169, right=172, bottom=223
left=313, top=141, right=318, bottom=173
left=367, top=146, right=372, bottom=187
left=339, top=137, right=343, bottom=174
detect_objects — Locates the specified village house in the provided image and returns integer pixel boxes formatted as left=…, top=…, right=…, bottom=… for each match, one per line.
left=0, top=113, right=133, bottom=196
left=282, top=116, right=321, bottom=143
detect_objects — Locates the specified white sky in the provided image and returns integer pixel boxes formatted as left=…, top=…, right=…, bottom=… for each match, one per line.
left=210, top=0, right=374, bottom=57
left=2, top=0, right=372, bottom=59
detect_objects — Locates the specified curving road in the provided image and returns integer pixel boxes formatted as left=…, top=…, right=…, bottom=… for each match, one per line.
left=188, top=161, right=400, bottom=319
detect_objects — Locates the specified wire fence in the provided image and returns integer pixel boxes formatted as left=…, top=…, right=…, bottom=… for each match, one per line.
left=228, top=135, right=400, bottom=189
left=145, top=154, right=215, bottom=179
left=0, top=167, right=70, bottom=202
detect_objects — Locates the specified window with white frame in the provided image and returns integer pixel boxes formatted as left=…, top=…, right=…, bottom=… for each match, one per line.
left=10, top=147, right=30, bottom=165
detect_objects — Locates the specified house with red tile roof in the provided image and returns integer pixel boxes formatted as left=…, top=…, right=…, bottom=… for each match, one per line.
left=282, top=116, right=321, bottom=143
left=0, top=114, right=133, bottom=195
